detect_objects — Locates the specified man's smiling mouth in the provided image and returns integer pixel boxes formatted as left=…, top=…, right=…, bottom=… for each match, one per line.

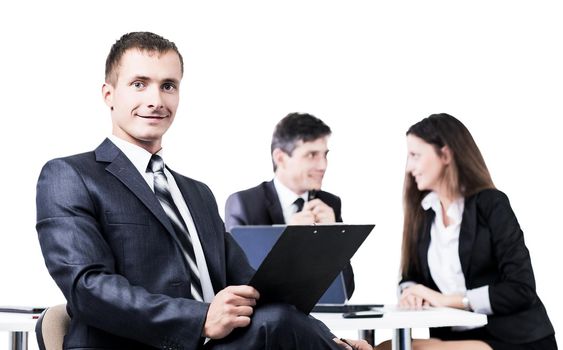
left=136, top=114, right=167, bottom=119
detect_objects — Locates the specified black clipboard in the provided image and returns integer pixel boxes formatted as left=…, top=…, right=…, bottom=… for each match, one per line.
left=248, top=224, right=374, bottom=313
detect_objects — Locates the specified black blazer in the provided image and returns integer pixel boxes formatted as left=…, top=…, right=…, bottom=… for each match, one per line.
left=402, top=189, right=554, bottom=344
left=224, top=180, right=355, bottom=298
left=36, top=139, right=255, bottom=350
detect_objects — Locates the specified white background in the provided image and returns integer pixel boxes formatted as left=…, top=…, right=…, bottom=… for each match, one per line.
left=1, top=0, right=561, bottom=347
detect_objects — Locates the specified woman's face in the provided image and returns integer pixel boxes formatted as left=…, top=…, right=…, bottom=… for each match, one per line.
left=405, top=134, right=450, bottom=193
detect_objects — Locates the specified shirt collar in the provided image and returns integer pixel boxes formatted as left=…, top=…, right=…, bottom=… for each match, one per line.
left=109, top=135, right=164, bottom=175
left=273, top=176, right=308, bottom=210
left=421, top=191, right=465, bottom=225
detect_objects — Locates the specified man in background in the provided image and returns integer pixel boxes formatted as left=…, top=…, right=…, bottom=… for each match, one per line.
left=225, top=112, right=355, bottom=298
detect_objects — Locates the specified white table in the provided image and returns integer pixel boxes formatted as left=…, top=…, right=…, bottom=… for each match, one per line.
left=0, top=312, right=39, bottom=350
left=313, top=305, right=488, bottom=350
left=2, top=306, right=488, bottom=350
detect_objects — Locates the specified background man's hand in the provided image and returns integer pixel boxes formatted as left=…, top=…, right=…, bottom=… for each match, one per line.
left=305, top=199, right=336, bottom=223
left=288, top=209, right=316, bottom=225
left=288, top=198, right=336, bottom=225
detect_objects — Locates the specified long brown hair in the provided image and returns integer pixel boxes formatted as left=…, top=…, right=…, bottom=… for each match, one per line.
left=401, top=114, right=495, bottom=276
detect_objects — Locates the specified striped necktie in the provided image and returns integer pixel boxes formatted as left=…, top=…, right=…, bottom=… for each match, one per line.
left=147, top=154, right=203, bottom=301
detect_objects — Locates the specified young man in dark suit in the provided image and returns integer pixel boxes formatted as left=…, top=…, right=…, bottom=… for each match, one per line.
left=225, top=113, right=355, bottom=298
left=35, top=32, right=369, bottom=350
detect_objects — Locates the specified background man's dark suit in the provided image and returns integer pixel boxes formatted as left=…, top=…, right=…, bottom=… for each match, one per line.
left=224, top=180, right=355, bottom=298
left=402, top=189, right=555, bottom=344
left=36, top=139, right=339, bottom=350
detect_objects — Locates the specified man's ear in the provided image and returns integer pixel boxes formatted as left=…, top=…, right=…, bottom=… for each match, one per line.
left=440, top=145, right=453, bottom=165
left=102, top=83, right=114, bottom=110
left=272, top=148, right=287, bottom=170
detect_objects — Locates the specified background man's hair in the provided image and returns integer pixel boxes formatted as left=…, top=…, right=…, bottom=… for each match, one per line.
left=270, top=112, right=331, bottom=171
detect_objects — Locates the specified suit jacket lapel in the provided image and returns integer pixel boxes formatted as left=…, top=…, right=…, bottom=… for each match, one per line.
left=420, top=209, right=434, bottom=284
left=171, top=170, right=223, bottom=290
left=95, top=139, right=177, bottom=239
left=459, top=195, right=477, bottom=277
left=420, top=198, right=477, bottom=285
left=265, top=180, right=285, bottom=224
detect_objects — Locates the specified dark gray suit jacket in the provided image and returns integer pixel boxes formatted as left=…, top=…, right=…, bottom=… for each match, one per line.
left=402, top=189, right=555, bottom=344
left=224, top=180, right=355, bottom=298
left=36, top=139, right=254, bottom=350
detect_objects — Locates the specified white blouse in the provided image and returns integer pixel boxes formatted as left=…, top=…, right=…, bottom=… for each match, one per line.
left=421, top=192, right=492, bottom=317
left=423, top=192, right=467, bottom=296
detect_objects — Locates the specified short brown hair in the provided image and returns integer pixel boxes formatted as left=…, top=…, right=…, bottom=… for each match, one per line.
left=105, top=32, right=184, bottom=85
left=270, top=113, right=331, bottom=171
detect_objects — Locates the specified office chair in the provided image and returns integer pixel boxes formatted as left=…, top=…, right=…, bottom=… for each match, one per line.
left=35, top=304, right=70, bottom=350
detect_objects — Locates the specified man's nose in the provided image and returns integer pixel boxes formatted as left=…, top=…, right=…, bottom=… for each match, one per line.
left=146, top=86, right=164, bottom=110
left=317, top=156, right=328, bottom=170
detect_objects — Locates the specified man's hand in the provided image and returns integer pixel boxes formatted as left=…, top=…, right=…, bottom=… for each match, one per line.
left=306, top=199, right=336, bottom=223
left=333, top=337, right=373, bottom=350
left=203, top=285, right=260, bottom=339
left=288, top=198, right=336, bottom=225
left=288, top=209, right=316, bottom=225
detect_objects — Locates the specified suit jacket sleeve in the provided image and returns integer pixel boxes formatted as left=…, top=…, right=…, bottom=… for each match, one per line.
left=36, top=158, right=209, bottom=349
left=224, top=192, right=247, bottom=232
left=480, top=190, right=538, bottom=315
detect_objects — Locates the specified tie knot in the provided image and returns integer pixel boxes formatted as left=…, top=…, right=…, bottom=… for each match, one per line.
left=293, top=197, right=305, bottom=213
left=147, top=154, right=165, bottom=174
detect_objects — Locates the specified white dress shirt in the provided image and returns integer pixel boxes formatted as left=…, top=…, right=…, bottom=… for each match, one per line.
left=109, top=136, right=215, bottom=303
left=273, top=177, right=308, bottom=223
left=422, top=192, right=492, bottom=318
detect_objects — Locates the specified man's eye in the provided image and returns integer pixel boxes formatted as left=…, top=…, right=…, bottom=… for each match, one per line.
left=133, top=81, right=145, bottom=88
left=162, top=83, right=176, bottom=92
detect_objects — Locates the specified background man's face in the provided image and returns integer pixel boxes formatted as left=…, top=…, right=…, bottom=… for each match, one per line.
left=276, top=136, right=329, bottom=194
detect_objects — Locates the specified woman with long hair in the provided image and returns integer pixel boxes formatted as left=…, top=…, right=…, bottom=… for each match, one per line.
left=377, top=113, right=556, bottom=350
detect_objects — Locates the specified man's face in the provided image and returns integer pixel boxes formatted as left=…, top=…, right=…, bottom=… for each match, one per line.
left=275, top=136, right=329, bottom=194
left=102, top=49, right=182, bottom=153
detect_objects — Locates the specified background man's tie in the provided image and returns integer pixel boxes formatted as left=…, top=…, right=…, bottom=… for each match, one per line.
left=148, top=154, right=203, bottom=301
left=293, top=197, right=305, bottom=213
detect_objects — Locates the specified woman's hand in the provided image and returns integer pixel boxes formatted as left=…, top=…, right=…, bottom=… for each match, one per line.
left=399, top=284, right=449, bottom=309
